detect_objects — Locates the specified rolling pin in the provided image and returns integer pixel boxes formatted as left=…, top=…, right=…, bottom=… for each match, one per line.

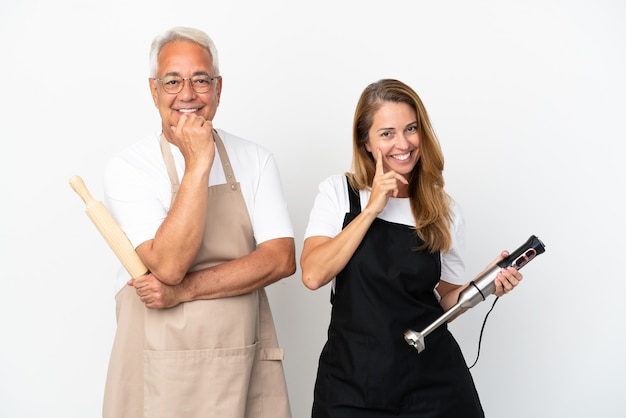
left=69, top=175, right=148, bottom=279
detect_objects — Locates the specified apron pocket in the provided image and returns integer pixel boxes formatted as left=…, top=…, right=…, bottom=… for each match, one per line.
left=144, top=343, right=257, bottom=418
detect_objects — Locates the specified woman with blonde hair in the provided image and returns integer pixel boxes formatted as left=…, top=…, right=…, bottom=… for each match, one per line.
left=301, top=79, right=523, bottom=417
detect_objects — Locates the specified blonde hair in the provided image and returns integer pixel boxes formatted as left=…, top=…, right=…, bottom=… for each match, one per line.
left=347, top=79, right=451, bottom=252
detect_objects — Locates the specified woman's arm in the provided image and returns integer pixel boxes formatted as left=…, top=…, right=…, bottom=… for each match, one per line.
left=437, top=250, right=524, bottom=322
left=301, top=149, right=408, bottom=290
left=301, top=205, right=378, bottom=290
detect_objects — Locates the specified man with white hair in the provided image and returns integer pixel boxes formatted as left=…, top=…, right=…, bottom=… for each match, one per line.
left=102, top=26, right=295, bottom=418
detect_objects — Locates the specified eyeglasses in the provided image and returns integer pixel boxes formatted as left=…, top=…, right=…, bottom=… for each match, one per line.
left=152, top=75, right=221, bottom=94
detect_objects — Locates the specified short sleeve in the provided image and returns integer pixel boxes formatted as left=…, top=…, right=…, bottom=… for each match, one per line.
left=440, top=198, right=466, bottom=285
left=304, top=175, right=349, bottom=240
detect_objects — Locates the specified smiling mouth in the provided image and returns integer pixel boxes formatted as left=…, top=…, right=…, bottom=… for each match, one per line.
left=177, top=108, right=200, bottom=113
left=391, top=151, right=412, bottom=161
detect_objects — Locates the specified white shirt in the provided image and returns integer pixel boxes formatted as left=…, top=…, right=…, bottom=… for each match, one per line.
left=103, top=128, right=294, bottom=291
left=304, top=174, right=466, bottom=285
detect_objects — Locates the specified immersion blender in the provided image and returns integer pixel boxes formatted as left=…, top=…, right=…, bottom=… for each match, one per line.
left=404, top=235, right=546, bottom=353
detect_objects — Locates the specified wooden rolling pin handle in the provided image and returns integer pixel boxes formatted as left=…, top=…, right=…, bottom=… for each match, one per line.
left=69, top=175, right=148, bottom=279
left=69, top=175, right=95, bottom=206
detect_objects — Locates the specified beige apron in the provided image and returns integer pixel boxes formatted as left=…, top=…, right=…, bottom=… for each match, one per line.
left=103, top=132, right=291, bottom=418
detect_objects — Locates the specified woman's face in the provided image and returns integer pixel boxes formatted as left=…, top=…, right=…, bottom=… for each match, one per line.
left=365, top=101, right=420, bottom=180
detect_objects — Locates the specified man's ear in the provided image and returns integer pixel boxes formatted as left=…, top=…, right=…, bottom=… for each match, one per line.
left=149, top=78, right=159, bottom=107
left=215, top=76, right=223, bottom=105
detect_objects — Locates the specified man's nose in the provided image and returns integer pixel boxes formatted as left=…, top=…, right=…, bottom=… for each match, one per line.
left=178, top=79, right=197, bottom=98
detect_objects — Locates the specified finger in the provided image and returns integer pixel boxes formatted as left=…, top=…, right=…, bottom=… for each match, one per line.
left=375, top=148, right=384, bottom=175
left=501, top=276, right=511, bottom=293
left=190, top=115, right=209, bottom=128
left=494, top=276, right=507, bottom=295
left=504, top=269, right=522, bottom=288
left=488, top=251, right=511, bottom=272
left=495, top=278, right=506, bottom=296
left=509, top=266, right=523, bottom=280
left=495, top=250, right=510, bottom=264
left=498, top=267, right=522, bottom=293
left=176, top=113, right=189, bottom=130
left=200, top=116, right=212, bottom=127
left=201, top=119, right=214, bottom=134
left=395, top=172, right=409, bottom=185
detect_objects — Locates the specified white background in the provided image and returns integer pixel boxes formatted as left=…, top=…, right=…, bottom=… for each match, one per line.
left=1, top=1, right=625, bottom=417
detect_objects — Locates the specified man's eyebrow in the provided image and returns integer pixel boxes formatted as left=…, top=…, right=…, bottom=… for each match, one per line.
left=162, top=71, right=211, bottom=77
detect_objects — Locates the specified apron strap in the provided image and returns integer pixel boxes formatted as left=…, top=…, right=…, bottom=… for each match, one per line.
left=213, top=131, right=239, bottom=189
left=346, top=175, right=361, bottom=214
left=159, top=134, right=179, bottom=196
left=159, top=130, right=239, bottom=204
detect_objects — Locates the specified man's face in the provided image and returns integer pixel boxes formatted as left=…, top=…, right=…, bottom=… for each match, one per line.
left=149, top=40, right=222, bottom=139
